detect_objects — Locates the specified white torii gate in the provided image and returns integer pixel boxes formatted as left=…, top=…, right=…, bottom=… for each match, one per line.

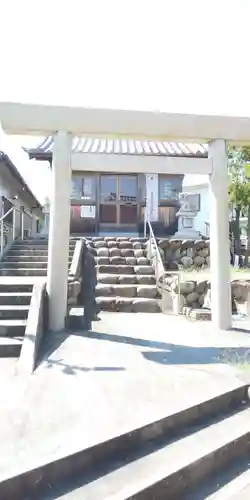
left=1, top=102, right=250, bottom=332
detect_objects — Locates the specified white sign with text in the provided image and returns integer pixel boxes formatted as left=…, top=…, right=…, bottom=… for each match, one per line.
left=145, top=174, right=158, bottom=221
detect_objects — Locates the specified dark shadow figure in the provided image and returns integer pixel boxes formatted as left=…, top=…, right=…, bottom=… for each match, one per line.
left=78, top=243, right=99, bottom=329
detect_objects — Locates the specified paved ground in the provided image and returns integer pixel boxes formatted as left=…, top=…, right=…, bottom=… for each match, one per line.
left=0, top=312, right=250, bottom=481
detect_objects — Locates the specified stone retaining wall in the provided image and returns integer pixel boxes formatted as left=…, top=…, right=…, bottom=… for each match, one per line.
left=158, top=239, right=210, bottom=269
left=163, top=276, right=250, bottom=317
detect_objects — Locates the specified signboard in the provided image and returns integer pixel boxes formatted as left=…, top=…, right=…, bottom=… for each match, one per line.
left=80, top=205, right=96, bottom=218
left=145, top=174, right=158, bottom=221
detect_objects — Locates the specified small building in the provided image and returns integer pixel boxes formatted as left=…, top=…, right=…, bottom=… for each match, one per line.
left=27, top=137, right=207, bottom=236
left=0, top=149, right=44, bottom=239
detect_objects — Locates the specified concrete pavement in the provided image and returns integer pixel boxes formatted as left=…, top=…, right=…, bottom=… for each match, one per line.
left=0, top=312, right=250, bottom=481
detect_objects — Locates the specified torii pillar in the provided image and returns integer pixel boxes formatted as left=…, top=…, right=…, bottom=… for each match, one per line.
left=47, top=131, right=72, bottom=331
left=209, top=139, right=232, bottom=330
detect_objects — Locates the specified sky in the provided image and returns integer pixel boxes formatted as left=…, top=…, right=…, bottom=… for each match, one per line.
left=0, top=0, right=250, bottom=201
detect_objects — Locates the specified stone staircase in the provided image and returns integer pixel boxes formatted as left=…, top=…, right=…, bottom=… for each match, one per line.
left=87, top=236, right=161, bottom=313
left=0, top=238, right=76, bottom=277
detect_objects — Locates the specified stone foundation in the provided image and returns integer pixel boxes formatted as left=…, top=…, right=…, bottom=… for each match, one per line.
left=158, top=238, right=210, bottom=269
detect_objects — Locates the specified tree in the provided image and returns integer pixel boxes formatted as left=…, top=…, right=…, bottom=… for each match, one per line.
left=228, top=146, right=250, bottom=264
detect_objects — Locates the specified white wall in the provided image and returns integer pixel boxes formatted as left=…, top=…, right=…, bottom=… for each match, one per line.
left=183, top=182, right=210, bottom=236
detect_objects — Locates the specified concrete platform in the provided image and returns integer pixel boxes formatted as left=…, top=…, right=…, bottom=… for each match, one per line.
left=0, top=313, right=250, bottom=482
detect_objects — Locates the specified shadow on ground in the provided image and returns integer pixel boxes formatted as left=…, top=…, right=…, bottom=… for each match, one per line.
left=38, top=330, right=126, bottom=375
left=37, top=328, right=250, bottom=375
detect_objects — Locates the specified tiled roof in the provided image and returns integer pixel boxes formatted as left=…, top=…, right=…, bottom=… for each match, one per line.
left=25, top=136, right=208, bottom=158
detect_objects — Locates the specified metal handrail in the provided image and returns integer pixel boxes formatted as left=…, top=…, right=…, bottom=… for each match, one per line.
left=0, top=206, right=34, bottom=254
left=146, top=220, right=181, bottom=314
left=0, top=206, right=16, bottom=223
left=147, top=221, right=165, bottom=280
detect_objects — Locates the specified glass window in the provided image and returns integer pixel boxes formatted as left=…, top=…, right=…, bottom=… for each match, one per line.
left=82, top=177, right=96, bottom=200
left=100, top=176, right=117, bottom=202
left=71, top=178, right=82, bottom=199
left=71, top=176, right=96, bottom=201
left=159, top=177, right=181, bottom=201
left=119, top=176, right=137, bottom=202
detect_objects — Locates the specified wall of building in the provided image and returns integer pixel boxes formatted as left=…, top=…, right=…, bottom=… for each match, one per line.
left=0, top=159, right=43, bottom=235
left=70, top=171, right=183, bottom=235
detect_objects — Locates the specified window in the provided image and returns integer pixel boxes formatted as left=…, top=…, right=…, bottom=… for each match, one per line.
left=159, top=177, right=182, bottom=201
left=71, top=178, right=82, bottom=199
left=82, top=177, right=96, bottom=200
left=71, top=176, right=96, bottom=201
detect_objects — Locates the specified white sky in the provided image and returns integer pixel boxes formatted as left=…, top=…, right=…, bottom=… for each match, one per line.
left=0, top=0, right=249, bottom=201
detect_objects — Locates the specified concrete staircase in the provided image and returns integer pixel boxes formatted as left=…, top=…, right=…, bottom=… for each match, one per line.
left=2, top=384, right=250, bottom=499
left=0, top=239, right=76, bottom=277
left=0, top=238, right=76, bottom=357
left=87, top=236, right=161, bottom=313
left=0, top=283, right=33, bottom=357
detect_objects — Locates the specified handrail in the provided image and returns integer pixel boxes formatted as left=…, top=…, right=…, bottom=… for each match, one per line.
left=0, top=205, right=34, bottom=254
left=0, top=206, right=15, bottom=223
left=147, top=221, right=165, bottom=279
left=146, top=220, right=181, bottom=314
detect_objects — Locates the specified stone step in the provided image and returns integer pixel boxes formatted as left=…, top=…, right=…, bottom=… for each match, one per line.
left=14, top=238, right=75, bottom=246
left=99, top=236, right=147, bottom=242
left=95, top=257, right=150, bottom=266
left=98, top=274, right=156, bottom=285
left=0, top=336, right=22, bottom=357
left=19, top=385, right=249, bottom=500
left=0, top=268, right=47, bottom=276
left=0, top=286, right=34, bottom=294
left=8, top=249, right=49, bottom=256
left=92, top=240, right=147, bottom=249
left=7, top=250, right=74, bottom=257
left=96, top=284, right=158, bottom=299
left=10, top=245, right=49, bottom=252
left=45, top=406, right=250, bottom=499
left=93, top=248, right=147, bottom=258
left=183, top=455, right=250, bottom=499
left=97, top=265, right=154, bottom=275
left=14, top=239, right=49, bottom=245
left=96, top=296, right=160, bottom=312
left=0, top=305, right=29, bottom=319
left=0, top=319, right=27, bottom=336
left=4, top=255, right=49, bottom=262
left=0, top=292, right=32, bottom=305
left=0, top=261, right=48, bottom=269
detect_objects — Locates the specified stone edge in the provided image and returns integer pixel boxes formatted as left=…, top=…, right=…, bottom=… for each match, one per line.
left=17, top=280, right=48, bottom=376
left=69, top=239, right=84, bottom=278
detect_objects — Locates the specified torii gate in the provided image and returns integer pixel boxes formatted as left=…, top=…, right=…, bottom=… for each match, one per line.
left=1, top=102, right=250, bottom=332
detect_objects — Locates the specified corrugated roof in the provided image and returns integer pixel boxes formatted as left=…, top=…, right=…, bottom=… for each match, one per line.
left=25, top=136, right=208, bottom=158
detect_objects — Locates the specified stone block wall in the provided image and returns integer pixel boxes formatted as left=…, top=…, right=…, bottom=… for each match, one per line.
left=163, top=276, right=250, bottom=316
left=158, top=238, right=210, bottom=269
